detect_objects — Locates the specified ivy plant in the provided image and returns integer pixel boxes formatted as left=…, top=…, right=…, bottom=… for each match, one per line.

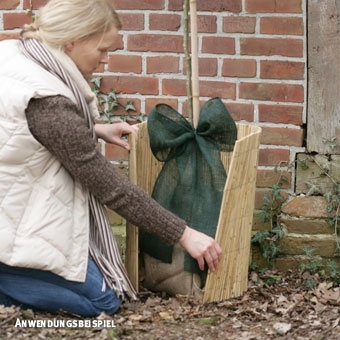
left=90, top=76, right=145, bottom=124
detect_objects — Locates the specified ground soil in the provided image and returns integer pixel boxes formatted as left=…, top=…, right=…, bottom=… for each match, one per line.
left=1, top=270, right=340, bottom=340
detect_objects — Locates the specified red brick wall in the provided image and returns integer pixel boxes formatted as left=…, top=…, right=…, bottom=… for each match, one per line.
left=0, top=0, right=306, bottom=203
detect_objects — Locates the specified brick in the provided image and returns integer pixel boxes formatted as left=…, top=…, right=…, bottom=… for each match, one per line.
left=197, top=0, right=242, bottom=12
left=254, top=190, right=266, bottom=210
left=149, top=13, right=217, bottom=33
left=118, top=13, right=144, bottom=31
left=169, top=0, right=242, bottom=12
left=222, top=58, right=256, bottom=78
left=260, top=126, right=305, bottom=147
left=240, top=38, right=303, bottom=57
left=250, top=245, right=271, bottom=269
left=260, top=60, right=305, bottom=80
left=254, top=190, right=289, bottom=210
left=127, top=34, right=183, bottom=53
left=101, top=76, right=159, bottom=95
left=147, top=56, right=180, bottom=74
left=199, top=58, right=218, bottom=76
left=112, top=97, right=141, bottom=116
left=183, top=57, right=218, bottom=77
left=256, top=169, right=291, bottom=188
left=280, top=217, right=332, bottom=235
left=258, top=104, right=303, bottom=125
left=278, top=234, right=336, bottom=257
left=245, top=0, right=302, bottom=13
left=181, top=100, right=192, bottom=119
left=252, top=212, right=271, bottom=232
left=281, top=196, right=330, bottom=219
left=202, top=36, right=235, bottom=55
left=274, top=255, right=311, bottom=272
left=168, top=0, right=185, bottom=11
left=145, top=98, right=179, bottom=115
left=225, top=102, right=254, bottom=122
left=113, top=0, right=164, bottom=10
left=223, top=16, right=256, bottom=34
left=0, top=0, right=19, bottom=10
left=162, top=79, right=187, bottom=97
left=162, top=79, right=236, bottom=100
left=196, top=15, right=217, bottom=33
left=260, top=17, right=304, bottom=35
left=258, top=148, right=290, bottom=166
left=149, top=13, right=181, bottom=31
left=23, top=0, right=47, bottom=10
left=198, top=80, right=236, bottom=99
left=105, top=143, right=129, bottom=162
left=239, top=82, right=304, bottom=103
left=260, top=188, right=290, bottom=209
left=3, top=12, right=32, bottom=30
left=108, top=55, right=142, bottom=73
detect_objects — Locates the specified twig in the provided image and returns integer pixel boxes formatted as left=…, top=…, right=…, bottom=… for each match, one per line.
left=311, top=155, right=337, bottom=185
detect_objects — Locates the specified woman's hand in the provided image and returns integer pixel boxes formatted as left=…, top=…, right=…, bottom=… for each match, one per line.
left=95, top=122, right=138, bottom=150
left=178, top=226, right=222, bottom=272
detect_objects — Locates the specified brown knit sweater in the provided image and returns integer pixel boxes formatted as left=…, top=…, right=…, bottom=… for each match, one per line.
left=25, top=95, right=186, bottom=244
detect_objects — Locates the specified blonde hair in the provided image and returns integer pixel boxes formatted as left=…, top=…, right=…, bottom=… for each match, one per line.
left=22, top=0, right=122, bottom=49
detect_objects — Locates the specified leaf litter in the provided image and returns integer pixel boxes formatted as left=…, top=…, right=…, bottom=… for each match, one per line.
left=1, top=270, right=340, bottom=339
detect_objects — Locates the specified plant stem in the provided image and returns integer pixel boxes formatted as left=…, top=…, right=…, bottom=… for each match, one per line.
left=183, top=0, right=193, bottom=124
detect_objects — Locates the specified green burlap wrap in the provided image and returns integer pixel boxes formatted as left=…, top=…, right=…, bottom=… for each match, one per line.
left=140, top=97, right=237, bottom=274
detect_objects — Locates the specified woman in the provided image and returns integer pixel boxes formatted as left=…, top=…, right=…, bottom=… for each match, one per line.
left=0, top=0, right=222, bottom=317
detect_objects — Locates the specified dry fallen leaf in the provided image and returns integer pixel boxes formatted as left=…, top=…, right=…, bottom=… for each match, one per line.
left=159, top=311, right=174, bottom=321
left=273, top=322, right=292, bottom=335
left=2, top=271, right=340, bottom=339
left=128, top=313, right=143, bottom=322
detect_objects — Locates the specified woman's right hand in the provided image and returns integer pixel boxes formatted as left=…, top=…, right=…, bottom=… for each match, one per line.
left=178, top=226, right=222, bottom=272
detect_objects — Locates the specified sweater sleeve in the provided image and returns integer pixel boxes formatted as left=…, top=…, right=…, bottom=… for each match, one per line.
left=25, top=95, right=186, bottom=244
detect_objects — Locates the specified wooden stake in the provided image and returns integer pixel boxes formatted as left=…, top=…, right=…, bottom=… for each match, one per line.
left=190, top=0, right=199, bottom=128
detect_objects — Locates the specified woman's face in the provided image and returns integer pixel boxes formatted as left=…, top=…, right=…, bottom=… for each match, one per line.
left=64, top=25, right=118, bottom=80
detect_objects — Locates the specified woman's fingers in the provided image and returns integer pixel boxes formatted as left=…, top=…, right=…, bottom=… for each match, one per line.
left=202, top=244, right=222, bottom=272
left=179, top=226, right=222, bottom=272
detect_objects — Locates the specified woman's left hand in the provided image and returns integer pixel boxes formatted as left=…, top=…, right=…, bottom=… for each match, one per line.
left=95, top=122, right=138, bottom=150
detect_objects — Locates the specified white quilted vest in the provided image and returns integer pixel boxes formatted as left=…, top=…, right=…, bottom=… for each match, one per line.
left=0, top=40, right=90, bottom=282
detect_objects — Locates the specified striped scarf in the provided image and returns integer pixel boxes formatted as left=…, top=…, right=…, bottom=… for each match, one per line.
left=20, top=37, right=137, bottom=301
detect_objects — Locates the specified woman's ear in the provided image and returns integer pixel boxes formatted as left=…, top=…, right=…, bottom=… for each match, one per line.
left=64, top=42, right=74, bottom=52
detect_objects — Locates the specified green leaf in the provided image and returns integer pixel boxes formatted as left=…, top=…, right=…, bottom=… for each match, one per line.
left=91, top=76, right=102, bottom=89
left=125, top=101, right=136, bottom=112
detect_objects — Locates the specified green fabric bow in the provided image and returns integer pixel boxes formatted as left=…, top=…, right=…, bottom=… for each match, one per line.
left=140, top=97, right=237, bottom=273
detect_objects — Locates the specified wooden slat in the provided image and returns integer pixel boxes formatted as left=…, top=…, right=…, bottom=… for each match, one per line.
left=203, top=124, right=261, bottom=303
left=126, top=122, right=162, bottom=290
